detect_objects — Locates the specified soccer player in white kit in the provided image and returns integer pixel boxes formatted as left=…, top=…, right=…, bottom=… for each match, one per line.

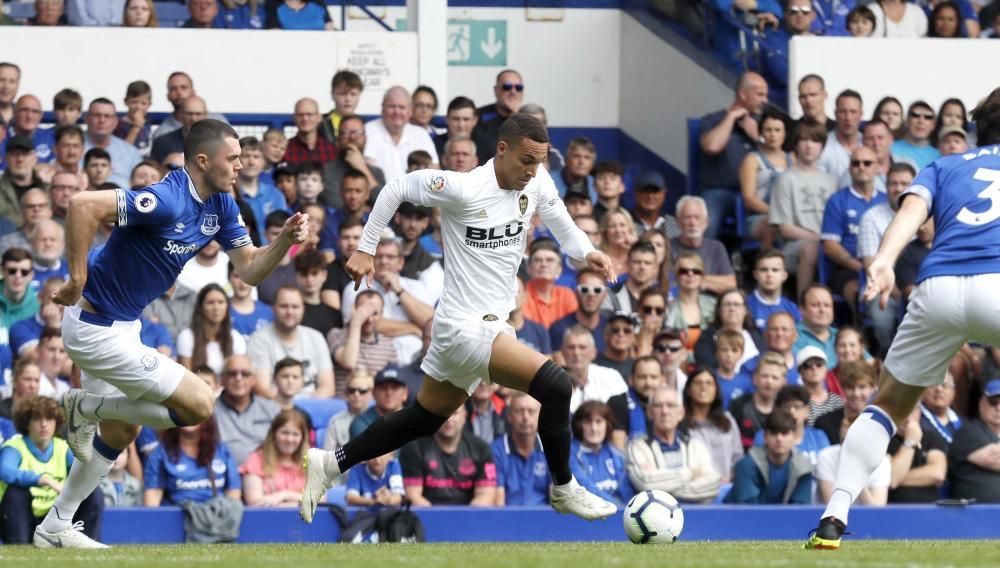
left=33, top=120, right=308, bottom=548
left=300, top=114, right=619, bottom=522
left=807, top=88, right=1000, bottom=549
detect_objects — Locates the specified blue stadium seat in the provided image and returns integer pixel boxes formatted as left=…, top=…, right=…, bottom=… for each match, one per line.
left=686, top=117, right=701, bottom=196
left=7, top=3, right=35, bottom=19
left=155, top=1, right=191, bottom=28
left=325, top=484, right=347, bottom=507
left=296, top=398, right=347, bottom=448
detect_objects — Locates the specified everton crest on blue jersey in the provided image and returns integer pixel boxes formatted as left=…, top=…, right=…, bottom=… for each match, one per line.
left=83, top=169, right=251, bottom=321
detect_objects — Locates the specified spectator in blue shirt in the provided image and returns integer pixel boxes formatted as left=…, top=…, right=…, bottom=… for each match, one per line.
left=747, top=250, right=800, bottom=332
left=345, top=452, right=405, bottom=510
left=549, top=269, right=610, bottom=360
left=511, top=276, right=551, bottom=356
left=237, top=137, right=288, bottom=244
left=793, top=285, right=838, bottom=367
left=570, top=401, right=634, bottom=507
left=727, top=410, right=813, bottom=504
left=810, top=0, right=856, bottom=36
left=711, top=0, right=782, bottom=68
left=228, top=263, right=274, bottom=338
left=761, top=0, right=816, bottom=91
left=492, top=393, right=550, bottom=506
left=552, top=138, right=597, bottom=201
left=820, top=145, right=887, bottom=312
left=891, top=101, right=941, bottom=170
left=9, top=95, right=55, bottom=163
left=270, top=0, right=333, bottom=30
left=143, top=417, right=242, bottom=506
left=753, top=385, right=831, bottom=467
left=9, top=278, right=63, bottom=359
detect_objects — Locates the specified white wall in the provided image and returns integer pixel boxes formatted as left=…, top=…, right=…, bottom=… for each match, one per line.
left=789, top=36, right=1000, bottom=119
left=0, top=27, right=418, bottom=115
left=618, top=13, right=733, bottom=173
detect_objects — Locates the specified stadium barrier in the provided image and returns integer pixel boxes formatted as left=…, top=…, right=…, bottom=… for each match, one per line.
left=102, top=505, right=1000, bottom=543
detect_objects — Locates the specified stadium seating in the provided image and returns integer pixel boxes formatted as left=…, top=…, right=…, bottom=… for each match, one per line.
left=295, top=397, right=347, bottom=449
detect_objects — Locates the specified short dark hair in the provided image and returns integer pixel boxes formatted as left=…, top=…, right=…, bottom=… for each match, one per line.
left=764, top=410, right=796, bottom=435
left=835, top=89, right=863, bottom=107
left=296, top=161, right=323, bottom=178
left=566, top=137, right=596, bottom=155
left=265, top=210, right=291, bottom=230
left=2, top=247, right=32, bottom=265
left=356, top=289, right=383, bottom=306
left=53, top=88, right=83, bottom=111
left=799, top=282, right=833, bottom=307
left=339, top=218, right=365, bottom=234
left=499, top=113, right=549, bottom=147
left=14, top=396, right=65, bottom=437
left=413, top=85, right=438, bottom=108
left=862, top=118, right=890, bottom=136
left=529, top=237, right=561, bottom=258
left=797, top=74, right=825, bottom=90
left=183, top=119, right=240, bottom=166
left=791, top=120, right=827, bottom=147
left=39, top=326, right=61, bottom=345
left=239, top=136, right=261, bottom=152
left=341, top=168, right=368, bottom=187
left=293, top=249, right=327, bottom=274
left=575, top=267, right=601, bottom=283
left=972, top=87, right=1000, bottom=147
left=754, top=248, right=786, bottom=268
left=331, top=70, right=363, bottom=91
left=592, top=160, right=623, bottom=177
left=887, top=162, right=917, bottom=178
left=338, top=114, right=364, bottom=131
left=628, top=241, right=657, bottom=259
left=125, top=80, right=152, bottom=100
left=775, top=385, right=810, bottom=408
left=55, top=124, right=84, bottom=144
left=84, top=147, right=111, bottom=166
left=446, top=96, right=477, bottom=115
left=274, top=357, right=303, bottom=376
left=407, top=150, right=432, bottom=169
left=88, top=97, right=115, bottom=111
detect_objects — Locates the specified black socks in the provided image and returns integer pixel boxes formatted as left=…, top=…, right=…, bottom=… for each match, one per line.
left=528, top=360, right=574, bottom=485
left=336, top=399, right=448, bottom=472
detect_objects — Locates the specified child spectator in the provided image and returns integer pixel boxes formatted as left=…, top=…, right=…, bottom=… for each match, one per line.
left=52, top=88, right=82, bottom=127
left=83, top=147, right=111, bottom=190
left=228, top=262, right=274, bottom=339
left=753, top=385, right=831, bottom=467
left=114, top=80, right=153, bottom=156
left=814, top=359, right=877, bottom=445
left=272, top=358, right=305, bottom=410
left=99, top=451, right=142, bottom=507
left=294, top=161, right=338, bottom=256
left=712, top=329, right=754, bottom=409
left=321, top=70, right=364, bottom=141
left=293, top=250, right=342, bottom=335
left=144, top=417, right=242, bottom=506
left=747, top=249, right=801, bottom=332
left=260, top=129, right=287, bottom=181
left=731, top=351, right=787, bottom=450
left=816, top=414, right=890, bottom=506
left=682, top=367, right=744, bottom=484
left=727, top=411, right=814, bottom=504
left=237, top=136, right=288, bottom=242
left=592, top=160, right=624, bottom=223
left=272, top=0, right=334, bottom=30
left=570, top=401, right=634, bottom=507
left=407, top=149, right=433, bottom=173
left=846, top=5, right=876, bottom=36
left=345, top=453, right=404, bottom=509
left=824, top=326, right=867, bottom=396
left=693, top=289, right=764, bottom=369
left=241, top=410, right=310, bottom=508
left=0, top=397, right=102, bottom=543
left=273, top=163, right=297, bottom=205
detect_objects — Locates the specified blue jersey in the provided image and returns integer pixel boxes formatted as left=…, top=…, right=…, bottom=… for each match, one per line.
left=821, top=187, right=887, bottom=259
left=909, top=147, right=1000, bottom=283
left=715, top=369, right=754, bottom=409
left=230, top=302, right=274, bottom=337
left=491, top=434, right=550, bottom=506
left=83, top=170, right=251, bottom=322
left=143, top=442, right=241, bottom=505
left=31, top=261, right=69, bottom=292
left=8, top=314, right=42, bottom=357
left=516, top=318, right=551, bottom=355
left=569, top=439, right=634, bottom=507
left=345, top=460, right=404, bottom=509
left=747, top=290, right=801, bottom=331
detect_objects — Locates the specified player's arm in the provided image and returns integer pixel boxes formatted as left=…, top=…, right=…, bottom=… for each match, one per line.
left=53, top=190, right=121, bottom=306
left=228, top=212, right=308, bottom=286
left=864, top=194, right=928, bottom=308
left=536, top=173, right=616, bottom=282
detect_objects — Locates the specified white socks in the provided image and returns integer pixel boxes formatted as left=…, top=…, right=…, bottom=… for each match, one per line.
left=40, top=449, right=116, bottom=533
left=79, top=393, right=178, bottom=428
left=822, top=406, right=897, bottom=525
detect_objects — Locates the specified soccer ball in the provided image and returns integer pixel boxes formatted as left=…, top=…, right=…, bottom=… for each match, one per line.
left=622, top=490, right=684, bottom=544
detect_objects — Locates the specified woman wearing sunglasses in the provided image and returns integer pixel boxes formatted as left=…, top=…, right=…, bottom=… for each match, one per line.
left=635, top=289, right=668, bottom=357
left=692, top=289, right=766, bottom=368
left=664, top=253, right=716, bottom=352
left=323, top=368, right=374, bottom=452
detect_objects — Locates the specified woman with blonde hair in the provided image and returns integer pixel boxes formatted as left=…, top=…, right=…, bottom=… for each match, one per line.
left=665, top=252, right=717, bottom=351
left=122, top=0, right=158, bottom=27
left=598, top=207, right=637, bottom=283
left=241, top=410, right=311, bottom=507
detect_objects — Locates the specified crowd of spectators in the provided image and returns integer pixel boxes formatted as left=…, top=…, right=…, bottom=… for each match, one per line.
left=0, top=12, right=999, bottom=542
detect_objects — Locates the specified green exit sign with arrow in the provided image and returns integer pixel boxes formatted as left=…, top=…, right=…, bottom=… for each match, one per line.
left=447, top=20, right=507, bottom=66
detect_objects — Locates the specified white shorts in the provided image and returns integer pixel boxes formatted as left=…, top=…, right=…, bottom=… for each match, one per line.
left=420, top=315, right=515, bottom=396
left=885, top=275, right=1000, bottom=388
left=62, top=305, right=186, bottom=401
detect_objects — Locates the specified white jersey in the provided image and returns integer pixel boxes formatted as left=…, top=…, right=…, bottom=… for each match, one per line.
left=359, top=160, right=596, bottom=321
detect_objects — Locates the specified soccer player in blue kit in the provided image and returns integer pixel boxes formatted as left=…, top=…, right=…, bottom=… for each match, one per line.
left=32, top=120, right=308, bottom=548
left=807, top=88, right=1000, bottom=549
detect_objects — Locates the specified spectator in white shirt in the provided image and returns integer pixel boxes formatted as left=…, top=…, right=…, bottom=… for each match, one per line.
left=561, top=324, right=628, bottom=413
left=364, top=86, right=440, bottom=182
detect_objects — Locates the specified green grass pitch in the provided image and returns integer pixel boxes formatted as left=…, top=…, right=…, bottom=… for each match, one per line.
left=3, top=541, right=1000, bottom=567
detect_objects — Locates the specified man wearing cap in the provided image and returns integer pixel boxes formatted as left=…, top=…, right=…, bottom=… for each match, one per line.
left=552, top=137, right=596, bottom=202
left=214, top=354, right=281, bottom=467
left=8, top=95, right=55, bottom=164
left=796, top=345, right=843, bottom=426
left=349, top=364, right=409, bottom=439
left=395, top=201, right=443, bottom=303
left=595, top=311, right=637, bottom=380
left=329, top=289, right=399, bottom=397
left=948, top=380, right=1000, bottom=503
left=937, top=126, right=970, bottom=157
left=0, top=135, right=42, bottom=226
left=631, top=170, right=680, bottom=239
left=821, top=146, right=887, bottom=313
left=669, top=196, right=737, bottom=295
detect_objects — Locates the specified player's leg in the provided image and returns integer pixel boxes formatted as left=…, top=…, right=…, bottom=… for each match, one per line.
left=488, top=333, right=617, bottom=520
left=300, top=376, right=467, bottom=522
left=35, top=419, right=138, bottom=549
left=73, top=371, right=214, bottom=428
left=807, top=277, right=964, bottom=549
